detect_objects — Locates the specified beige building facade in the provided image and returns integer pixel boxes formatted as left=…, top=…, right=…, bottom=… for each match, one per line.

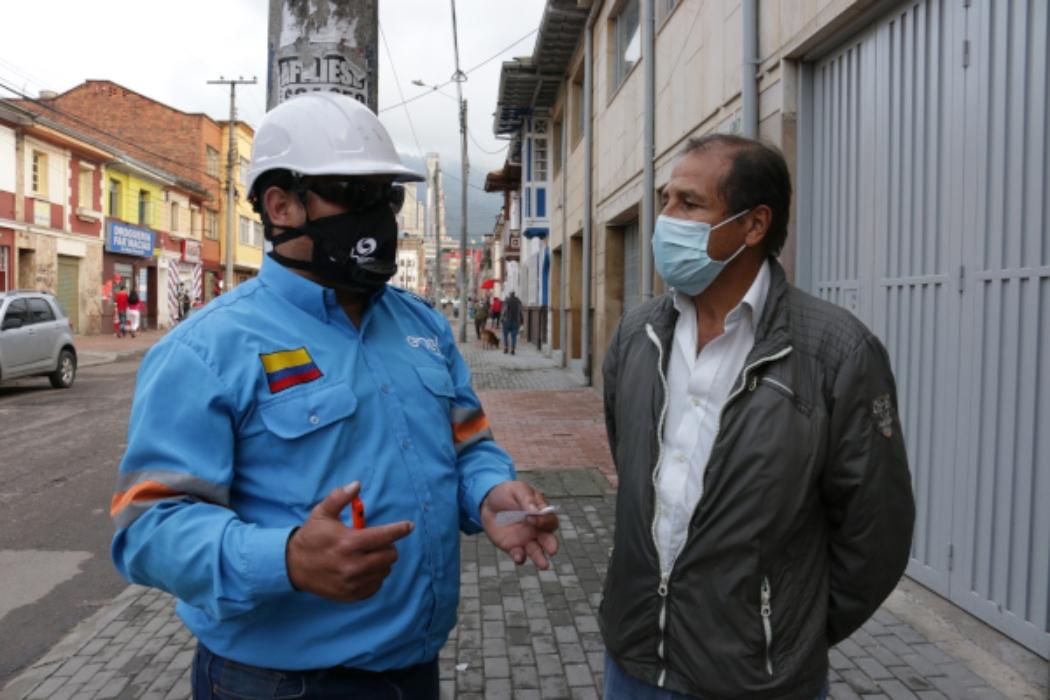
left=494, top=0, right=1050, bottom=659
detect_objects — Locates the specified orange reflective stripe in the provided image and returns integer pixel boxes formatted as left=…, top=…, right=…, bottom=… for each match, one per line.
left=453, top=413, right=491, bottom=444
left=110, top=481, right=183, bottom=519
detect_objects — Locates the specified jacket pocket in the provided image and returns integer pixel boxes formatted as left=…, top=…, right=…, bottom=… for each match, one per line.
left=258, top=381, right=357, bottom=440
left=761, top=575, right=774, bottom=677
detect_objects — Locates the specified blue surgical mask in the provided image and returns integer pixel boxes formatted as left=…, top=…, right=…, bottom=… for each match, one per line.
left=651, top=210, right=750, bottom=296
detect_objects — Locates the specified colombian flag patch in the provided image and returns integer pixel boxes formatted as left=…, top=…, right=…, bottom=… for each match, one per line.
left=260, top=347, right=323, bottom=393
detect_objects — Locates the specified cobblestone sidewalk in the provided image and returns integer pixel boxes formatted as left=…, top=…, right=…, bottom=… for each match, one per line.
left=2, top=338, right=1039, bottom=699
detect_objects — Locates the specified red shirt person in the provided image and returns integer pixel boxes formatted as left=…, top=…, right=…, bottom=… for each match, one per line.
left=115, top=286, right=130, bottom=337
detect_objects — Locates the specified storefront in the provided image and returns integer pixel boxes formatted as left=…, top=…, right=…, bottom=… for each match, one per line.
left=103, top=219, right=157, bottom=331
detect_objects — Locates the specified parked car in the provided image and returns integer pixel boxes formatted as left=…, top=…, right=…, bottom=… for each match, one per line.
left=0, top=290, right=77, bottom=388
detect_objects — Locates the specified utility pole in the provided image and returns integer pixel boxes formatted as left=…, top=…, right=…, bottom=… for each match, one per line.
left=450, top=0, right=469, bottom=341
left=208, top=76, right=257, bottom=292
left=267, top=0, right=378, bottom=111
left=431, top=156, right=443, bottom=305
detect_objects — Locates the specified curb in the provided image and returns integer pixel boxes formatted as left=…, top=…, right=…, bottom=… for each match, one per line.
left=77, top=347, right=150, bottom=369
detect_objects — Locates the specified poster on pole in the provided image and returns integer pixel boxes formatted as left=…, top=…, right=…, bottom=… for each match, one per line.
left=268, top=0, right=378, bottom=112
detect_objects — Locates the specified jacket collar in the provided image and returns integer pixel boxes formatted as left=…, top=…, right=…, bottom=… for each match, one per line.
left=648, top=257, right=791, bottom=355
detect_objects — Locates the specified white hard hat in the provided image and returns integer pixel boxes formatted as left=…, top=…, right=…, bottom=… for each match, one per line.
left=246, top=92, right=424, bottom=195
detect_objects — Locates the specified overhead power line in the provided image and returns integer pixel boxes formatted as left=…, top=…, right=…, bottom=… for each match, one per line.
left=379, top=23, right=426, bottom=163
left=378, top=27, right=538, bottom=114
left=0, top=78, right=214, bottom=184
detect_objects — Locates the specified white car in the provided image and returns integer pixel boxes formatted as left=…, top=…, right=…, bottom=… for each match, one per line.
left=0, top=290, right=78, bottom=388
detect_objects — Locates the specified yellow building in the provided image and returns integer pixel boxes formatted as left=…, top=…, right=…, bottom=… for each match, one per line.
left=219, top=121, right=264, bottom=285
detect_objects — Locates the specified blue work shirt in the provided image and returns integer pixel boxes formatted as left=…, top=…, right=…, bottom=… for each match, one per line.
left=110, top=258, right=514, bottom=671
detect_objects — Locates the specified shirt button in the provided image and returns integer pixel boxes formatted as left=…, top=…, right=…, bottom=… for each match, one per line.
left=308, top=414, right=320, bottom=425
left=675, top=453, right=686, bottom=463
left=402, top=438, right=411, bottom=450
left=381, top=384, right=391, bottom=394
left=691, top=397, right=700, bottom=407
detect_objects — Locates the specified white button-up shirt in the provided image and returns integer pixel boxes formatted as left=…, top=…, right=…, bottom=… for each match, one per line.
left=654, top=261, right=770, bottom=575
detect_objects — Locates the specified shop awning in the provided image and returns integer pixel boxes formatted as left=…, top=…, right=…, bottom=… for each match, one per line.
left=523, top=227, right=549, bottom=239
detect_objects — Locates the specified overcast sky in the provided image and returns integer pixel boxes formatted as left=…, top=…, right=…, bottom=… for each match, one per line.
left=0, top=0, right=546, bottom=200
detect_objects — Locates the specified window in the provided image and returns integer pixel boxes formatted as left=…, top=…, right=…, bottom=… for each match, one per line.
left=205, top=146, right=220, bottom=178
left=613, top=0, right=641, bottom=90
left=205, top=210, right=219, bottom=240
left=170, top=202, right=180, bottom=233
left=252, top=220, right=264, bottom=247
left=27, top=298, right=55, bottom=323
left=239, top=157, right=251, bottom=191
left=31, top=151, right=48, bottom=196
left=656, top=0, right=678, bottom=24
left=78, top=167, right=93, bottom=209
left=3, top=299, right=28, bottom=327
left=239, top=215, right=252, bottom=245
left=533, top=137, right=548, bottom=182
left=109, top=179, right=121, bottom=217
left=138, top=190, right=149, bottom=225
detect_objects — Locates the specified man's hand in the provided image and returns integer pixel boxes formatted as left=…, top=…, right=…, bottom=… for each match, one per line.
left=286, top=482, right=414, bottom=602
left=480, top=481, right=559, bottom=569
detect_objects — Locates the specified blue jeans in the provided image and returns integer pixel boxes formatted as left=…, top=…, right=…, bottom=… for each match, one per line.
left=603, top=652, right=828, bottom=700
left=502, top=322, right=519, bottom=351
left=192, top=643, right=438, bottom=699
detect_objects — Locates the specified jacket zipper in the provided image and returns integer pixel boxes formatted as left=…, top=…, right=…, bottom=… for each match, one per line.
left=645, top=325, right=672, bottom=686
left=760, top=375, right=794, bottom=398
left=644, top=324, right=791, bottom=686
left=761, top=576, right=774, bottom=677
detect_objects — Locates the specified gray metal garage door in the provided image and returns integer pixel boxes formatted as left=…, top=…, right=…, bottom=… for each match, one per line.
left=56, top=255, right=79, bottom=333
left=802, top=0, right=1048, bottom=656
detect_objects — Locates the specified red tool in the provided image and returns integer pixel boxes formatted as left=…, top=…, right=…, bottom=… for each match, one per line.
left=351, top=495, right=366, bottom=529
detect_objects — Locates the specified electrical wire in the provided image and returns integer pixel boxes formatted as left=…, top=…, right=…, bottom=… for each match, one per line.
left=0, top=79, right=215, bottom=183
left=377, top=27, right=537, bottom=114
left=468, top=128, right=508, bottom=155
left=379, top=23, right=426, bottom=163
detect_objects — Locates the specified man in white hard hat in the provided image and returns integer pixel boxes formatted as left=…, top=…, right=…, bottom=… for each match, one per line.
left=111, top=92, right=559, bottom=698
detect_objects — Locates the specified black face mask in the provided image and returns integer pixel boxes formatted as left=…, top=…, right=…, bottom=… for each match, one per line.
left=267, top=204, right=399, bottom=295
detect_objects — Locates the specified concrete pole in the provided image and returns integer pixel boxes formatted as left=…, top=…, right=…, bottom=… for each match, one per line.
left=207, top=77, right=257, bottom=291
left=268, top=0, right=378, bottom=112
left=456, top=97, right=469, bottom=341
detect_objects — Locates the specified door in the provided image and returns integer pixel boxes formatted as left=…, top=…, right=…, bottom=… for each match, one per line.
left=804, top=0, right=1049, bottom=656
left=0, top=299, right=36, bottom=375
left=26, top=297, right=60, bottom=371
left=809, top=0, right=963, bottom=598
left=951, top=0, right=1049, bottom=657
left=56, top=255, right=79, bottom=333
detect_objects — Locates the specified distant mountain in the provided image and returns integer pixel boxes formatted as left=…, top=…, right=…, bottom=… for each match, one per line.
left=400, top=154, right=502, bottom=246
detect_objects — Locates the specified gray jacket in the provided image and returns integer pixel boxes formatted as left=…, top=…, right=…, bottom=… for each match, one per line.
left=600, top=260, right=914, bottom=699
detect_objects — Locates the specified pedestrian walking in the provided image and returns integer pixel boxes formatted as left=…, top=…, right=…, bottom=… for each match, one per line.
left=114, top=284, right=129, bottom=338
left=600, top=134, right=914, bottom=700
left=500, top=291, right=523, bottom=355
left=110, top=93, right=559, bottom=700
left=490, top=295, right=502, bottom=329
left=473, top=299, right=489, bottom=340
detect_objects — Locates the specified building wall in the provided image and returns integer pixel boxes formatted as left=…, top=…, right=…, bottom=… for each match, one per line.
left=105, top=171, right=166, bottom=231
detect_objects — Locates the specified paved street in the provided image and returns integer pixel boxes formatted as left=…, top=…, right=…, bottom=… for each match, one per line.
left=0, top=357, right=143, bottom=682
left=1, top=331, right=1045, bottom=699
